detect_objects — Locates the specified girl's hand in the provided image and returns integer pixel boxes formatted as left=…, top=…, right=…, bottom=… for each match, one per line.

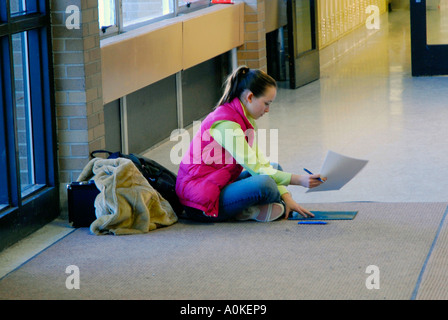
left=281, top=193, right=314, bottom=219
left=291, top=173, right=326, bottom=189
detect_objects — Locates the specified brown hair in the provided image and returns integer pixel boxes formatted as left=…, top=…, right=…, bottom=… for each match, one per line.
left=217, top=66, right=277, bottom=107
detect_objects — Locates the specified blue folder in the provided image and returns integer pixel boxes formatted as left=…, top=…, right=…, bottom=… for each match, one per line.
left=288, top=210, right=358, bottom=220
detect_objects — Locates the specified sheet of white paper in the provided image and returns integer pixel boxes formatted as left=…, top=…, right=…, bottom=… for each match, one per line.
left=306, top=150, right=368, bottom=192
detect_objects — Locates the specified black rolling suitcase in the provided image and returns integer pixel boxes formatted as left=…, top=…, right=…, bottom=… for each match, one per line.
left=67, top=180, right=100, bottom=228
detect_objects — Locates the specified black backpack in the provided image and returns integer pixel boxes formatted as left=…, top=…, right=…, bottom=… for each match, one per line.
left=90, top=150, right=183, bottom=216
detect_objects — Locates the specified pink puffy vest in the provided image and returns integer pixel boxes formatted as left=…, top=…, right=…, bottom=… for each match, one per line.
left=175, top=97, right=255, bottom=217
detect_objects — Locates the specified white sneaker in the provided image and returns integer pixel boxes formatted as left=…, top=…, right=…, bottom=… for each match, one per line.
left=236, top=203, right=285, bottom=222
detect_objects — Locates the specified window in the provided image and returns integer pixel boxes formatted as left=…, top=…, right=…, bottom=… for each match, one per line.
left=98, top=0, right=117, bottom=35
left=122, top=0, right=174, bottom=28
left=177, top=0, right=210, bottom=14
left=1, top=0, right=59, bottom=250
left=98, top=0, right=211, bottom=36
left=12, top=31, right=37, bottom=195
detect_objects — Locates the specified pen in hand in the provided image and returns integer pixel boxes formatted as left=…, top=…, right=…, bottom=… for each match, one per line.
left=303, top=168, right=324, bottom=183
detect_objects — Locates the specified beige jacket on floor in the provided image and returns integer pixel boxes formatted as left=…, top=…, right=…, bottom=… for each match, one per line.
left=77, top=157, right=178, bottom=235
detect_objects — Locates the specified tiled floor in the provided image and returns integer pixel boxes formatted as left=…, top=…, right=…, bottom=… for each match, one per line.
left=271, top=8, right=448, bottom=204
left=2, top=9, right=448, bottom=280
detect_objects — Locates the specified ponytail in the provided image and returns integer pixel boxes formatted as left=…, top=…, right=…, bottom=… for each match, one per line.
left=217, top=66, right=277, bottom=107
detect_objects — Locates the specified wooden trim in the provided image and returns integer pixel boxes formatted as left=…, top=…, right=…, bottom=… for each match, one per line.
left=182, top=3, right=244, bottom=70
left=101, top=21, right=182, bottom=104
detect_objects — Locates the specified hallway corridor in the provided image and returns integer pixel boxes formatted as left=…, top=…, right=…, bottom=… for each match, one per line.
left=2, top=9, right=448, bottom=284
left=264, top=9, right=448, bottom=204
left=146, top=9, right=448, bottom=205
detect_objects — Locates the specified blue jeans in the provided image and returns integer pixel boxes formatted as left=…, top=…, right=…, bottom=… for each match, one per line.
left=184, top=163, right=284, bottom=222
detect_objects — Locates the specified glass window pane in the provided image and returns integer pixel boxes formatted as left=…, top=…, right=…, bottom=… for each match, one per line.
left=10, top=0, right=37, bottom=17
left=178, top=0, right=209, bottom=14
left=178, top=0, right=206, bottom=8
left=12, top=31, right=36, bottom=196
left=98, top=0, right=116, bottom=30
left=0, top=35, right=7, bottom=209
left=122, top=0, right=174, bottom=27
left=10, top=0, right=27, bottom=16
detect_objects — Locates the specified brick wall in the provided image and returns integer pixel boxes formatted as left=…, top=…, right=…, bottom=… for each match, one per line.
left=51, top=0, right=105, bottom=215
left=235, top=0, right=267, bottom=72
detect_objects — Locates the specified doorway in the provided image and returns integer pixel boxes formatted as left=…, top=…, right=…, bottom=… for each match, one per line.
left=286, top=0, right=320, bottom=89
left=410, top=0, right=448, bottom=76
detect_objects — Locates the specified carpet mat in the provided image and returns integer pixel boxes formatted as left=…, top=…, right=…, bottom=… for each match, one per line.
left=289, top=210, right=358, bottom=220
left=0, top=202, right=446, bottom=300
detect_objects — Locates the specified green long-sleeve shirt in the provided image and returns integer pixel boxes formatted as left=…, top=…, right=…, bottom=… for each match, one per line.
left=209, top=102, right=291, bottom=196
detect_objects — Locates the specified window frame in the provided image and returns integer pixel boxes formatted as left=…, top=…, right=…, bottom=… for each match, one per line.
left=99, top=0, right=119, bottom=37
left=177, top=0, right=211, bottom=15
left=0, top=0, right=59, bottom=251
left=99, top=0, right=212, bottom=38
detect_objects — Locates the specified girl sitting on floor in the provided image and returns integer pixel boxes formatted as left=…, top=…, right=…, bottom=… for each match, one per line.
left=175, top=66, right=325, bottom=222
